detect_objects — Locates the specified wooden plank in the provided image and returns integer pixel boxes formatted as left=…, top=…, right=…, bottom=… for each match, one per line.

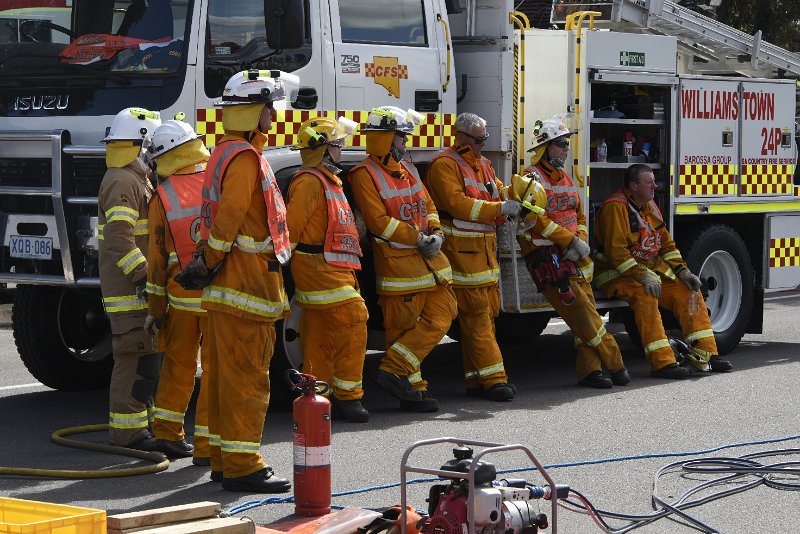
left=119, top=517, right=251, bottom=534
left=107, top=502, right=221, bottom=530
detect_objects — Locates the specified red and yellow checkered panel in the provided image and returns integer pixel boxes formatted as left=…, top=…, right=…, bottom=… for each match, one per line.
left=741, top=164, right=795, bottom=195
left=196, top=108, right=456, bottom=150
left=679, top=164, right=737, bottom=196
left=770, top=237, right=800, bottom=268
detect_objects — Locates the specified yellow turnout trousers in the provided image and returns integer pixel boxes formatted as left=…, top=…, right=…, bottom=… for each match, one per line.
left=299, top=300, right=369, bottom=401
left=454, top=285, right=508, bottom=390
left=378, top=285, right=457, bottom=391
left=152, top=310, right=209, bottom=457
left=206, top=310, right=275, bottom=478
left=542, top=279, right=624, bottom=380
left=606, top=277, right=717, bottom=370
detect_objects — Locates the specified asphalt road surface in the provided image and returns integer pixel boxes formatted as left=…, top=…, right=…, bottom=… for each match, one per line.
left=1, top=292, right=799, bottom=534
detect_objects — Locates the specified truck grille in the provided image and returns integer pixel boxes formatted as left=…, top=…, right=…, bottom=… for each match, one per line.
left=72, top=158, right=107, bottom=197
left=0, top=158, right=52, bottom=187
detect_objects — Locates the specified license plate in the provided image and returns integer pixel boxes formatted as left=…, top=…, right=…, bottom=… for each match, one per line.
left=9, top=235, right=53, bottom=260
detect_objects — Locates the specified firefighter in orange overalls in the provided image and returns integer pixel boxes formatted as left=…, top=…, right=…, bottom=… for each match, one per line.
left=594, top=163, right=733, bottom=378
left=145, top=117, right=210, bottom=462
left=519, top=115, right=628, bottom=388
left=98, top=107, right=162, bottom=450
left=175, top=70, right=299, bottom=492
left=285, top=116, right=370, bottom=423
left=424, top=112, right=521, bottom=401
left=349, top=106, right=457, bottom=413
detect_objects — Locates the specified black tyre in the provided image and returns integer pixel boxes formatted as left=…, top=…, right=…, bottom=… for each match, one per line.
left=682, top=224, right=754, bottom=355
left=12, top=285, right=113, bottom=390
left=494, top=312, right=551, bottom=345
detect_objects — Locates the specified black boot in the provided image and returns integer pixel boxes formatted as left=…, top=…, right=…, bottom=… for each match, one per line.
left=400, top=391, right=439, bottom=413
left=651, top=363, right=690, bottom=379
left=222, top=467, right=291, bottom=493
left=332, top=398, right=370, bottom=423
left=156, top=439, right=194, bottom=459
left=578, top=371, right=613, bottom=389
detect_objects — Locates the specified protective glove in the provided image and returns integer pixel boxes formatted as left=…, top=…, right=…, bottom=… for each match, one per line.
left=134, top=277, right=148, bottom=301
left=144, top=315, right=162, bottom=337
left=418, top=234, right=444, bottom=258
left=637, top=270, right=662, bottom=299
left=500, top=200, right=522, bottom=217
left=562, top=236, right=591, bottom=262
left=174, top=252, right=215, bottom=290
left=678, top=268, right=702, bottom=292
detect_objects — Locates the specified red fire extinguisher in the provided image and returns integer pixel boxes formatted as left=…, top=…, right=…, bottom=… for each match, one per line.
left=288, top=369, right=331, bottom=516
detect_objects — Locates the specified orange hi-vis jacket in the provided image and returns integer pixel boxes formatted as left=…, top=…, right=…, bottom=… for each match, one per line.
left=147, top=164, right=207, bottom=319
left=425, top=145, right=506, bottom=287
left=199, top=132, right=290, bottom=321
left=349, top=155, right=452, bottom=295
left=286, top=165, right=364, bottom=309
left=594, top=188, right=688, bottom=289
left=519, top=162, right=593, bottom=280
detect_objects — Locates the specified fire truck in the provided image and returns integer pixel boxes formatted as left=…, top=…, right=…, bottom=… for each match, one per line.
left=0, top=0, right=798, bottom=393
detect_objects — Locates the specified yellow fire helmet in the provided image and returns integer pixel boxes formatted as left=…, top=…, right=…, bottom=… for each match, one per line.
left=292, top=116, right=357, bottom=150
left=510, top=170, right=547, bottom=220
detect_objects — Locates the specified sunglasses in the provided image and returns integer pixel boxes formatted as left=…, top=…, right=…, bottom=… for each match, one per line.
left=394, top=132, right=408, bottom=139
left=552, top=139, right=569, bottom=149
left=458, top=131, right=490, bottom=144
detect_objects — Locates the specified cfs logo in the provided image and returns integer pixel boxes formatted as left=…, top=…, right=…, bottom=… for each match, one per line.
left=365, top=56, right=408, bottom=98
left=338, top=206, right=354, bottom=227
left=190, top=217, right=202, bottom=243
left=399, top=199, right=427, bottom=221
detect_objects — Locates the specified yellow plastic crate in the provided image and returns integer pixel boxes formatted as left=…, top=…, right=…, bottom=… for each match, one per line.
left=0, top=498, right=105, bottom=534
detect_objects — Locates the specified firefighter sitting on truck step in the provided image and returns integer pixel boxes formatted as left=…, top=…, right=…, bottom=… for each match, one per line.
left=174, top=69, right=298, bottom=493
left=349, top=106, right=457, bottom=414
left=518, top=115, right=629, bottom=389
left=285, top=115, right=370, bottom=423
left=594, top=163, right=733, bottom=378
left=98, top=107, right=162, bottom=451
left=145, top=116, right=210, bottom=463
left=424, top=112, right=520, bottom=401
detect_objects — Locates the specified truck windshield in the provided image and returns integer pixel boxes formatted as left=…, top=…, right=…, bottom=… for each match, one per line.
left=0, top=0, right=191, bottom=78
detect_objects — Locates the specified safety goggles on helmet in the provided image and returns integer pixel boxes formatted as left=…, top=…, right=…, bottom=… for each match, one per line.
left=215, top=69, right=300, bottom=107
left=148, top=113, right=200, bottom=158
left=361, top=106, right=424, bottom=133
left=292, top=116, right=358, bottom=151
left=527, top=114, right=578, bottom=151
left=101, top=107, right=162, bottom=144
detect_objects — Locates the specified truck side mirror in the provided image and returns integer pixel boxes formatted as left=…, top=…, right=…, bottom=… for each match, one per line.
left=264, top=0, right=305, bottom=50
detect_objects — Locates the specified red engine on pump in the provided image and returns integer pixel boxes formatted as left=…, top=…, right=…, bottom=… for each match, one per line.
left=426, top=489, right=468, bottom=534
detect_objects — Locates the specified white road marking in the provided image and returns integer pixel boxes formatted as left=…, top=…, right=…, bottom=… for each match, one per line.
left=0, top=382, right=45, bottom=392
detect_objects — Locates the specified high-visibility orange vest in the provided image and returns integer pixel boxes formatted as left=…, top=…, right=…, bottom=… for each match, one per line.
left=429, top=148, right=505, bottom=233
left=155, top=166, right=204, bottom=269
left=352, top=158, right=429, bottom=247
left=524, top=164, right=580, bottom=245
left=292, top=167, right=362, bottom=270
left=603, top=190, right=664, bottom=261
left=201, top=139, right=290, bottom=264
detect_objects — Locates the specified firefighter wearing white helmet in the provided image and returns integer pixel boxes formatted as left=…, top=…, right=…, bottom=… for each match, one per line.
left=285, top=116, right=369, bottom=422
left=145, top=116, right=212, bottom=462
left=174, top=69, right=297, bottom=493
left=519, top=114, right=627, bottom=389
left=349, top=106, right=457, bottom=414
left=424, top=113, right=520, bottom=402
left=97, top=107, right=162, bottom=452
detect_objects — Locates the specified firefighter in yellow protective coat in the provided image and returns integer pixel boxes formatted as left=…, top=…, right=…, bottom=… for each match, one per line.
left=519, top=116, right=627, bottom=388
left=146, top=117, right=210, bottom=462
left=424, top=112, right=520, bottom=401
left=175, top=70, right=299, bottom=493
left=286, top=116, right=370, bottom=423
left=98, top=107, right=162, bottom=449
left=594, top=163, right=733, bottom=378
left=349, top=106, right=457, bottom=413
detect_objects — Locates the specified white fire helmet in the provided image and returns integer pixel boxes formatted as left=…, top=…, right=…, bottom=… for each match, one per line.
left=527, top=114, right=578, bottom=151
left=149, top=115, right=199, bottom=158
left=360, top=106, right=424, bottom=133
left=101, top=107, right=162, bottom=144
left=215, top=69, right=300, bottom=106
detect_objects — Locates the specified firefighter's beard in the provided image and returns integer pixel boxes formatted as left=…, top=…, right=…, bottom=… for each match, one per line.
left=390, top=145, right=406, bottom=162
left=550, top=156, right=566, bottom=169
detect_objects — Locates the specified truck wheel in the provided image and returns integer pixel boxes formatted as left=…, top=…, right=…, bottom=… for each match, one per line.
left=495, top=313, right=551, bottom=345
left=269, top=297, right=304, bottom=411
left=682, top=224, right=754, bottom=355
left=12, top=285, right=113, bottom=391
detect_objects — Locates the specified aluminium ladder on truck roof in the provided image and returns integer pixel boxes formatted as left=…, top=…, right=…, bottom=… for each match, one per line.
left=593, top=0, right=800, bottom=78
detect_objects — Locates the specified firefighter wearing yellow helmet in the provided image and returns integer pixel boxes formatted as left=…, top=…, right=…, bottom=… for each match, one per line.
left=424, top=112, right=521, bottom=401
left=348, top=106, right=457, bottom=413
left=98, top=107, right=162, bottom=451
left=519, top=114, right=628, bottom=389
left=145, top=116, right=211, bottom=462
left=175, top=69, right=299, bottom=493
left=285, top=116, right=370, bottom=423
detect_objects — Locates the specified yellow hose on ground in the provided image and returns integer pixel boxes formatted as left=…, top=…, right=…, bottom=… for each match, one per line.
left=0, top=424, right=170, bottom=478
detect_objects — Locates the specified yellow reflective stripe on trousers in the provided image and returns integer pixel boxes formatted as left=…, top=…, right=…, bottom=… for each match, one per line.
left=408, top=371, right=423, bottom=385
left=167, top=292, right=204, bottom=312
left=685, top=328, right=714, bottom=344
left=221, top=439, right=261, bottom=454
left=644, top=338, right=671, bottom=355
left=109, top=409, right=149, bottom=429
left=585, top=324, right=607, bottom=348
left=98, top=224, right=105, bottom=240
left=209, top=434, right=221, bottom=448
left=116, top=247, right=146, bottom=275
left=105, top=205, right=138, bottom=225
left=377, top=272, right=436, bottom=292
left=195, top=425, right=210, bottom=438
left=464, top=370, right=479, bottom=380
left=332, top=376, right=362, bottom=391
left=203, top=285, right=287, bottom=317
left=476, top=361, right=505, bottom=377
left=133, top=218, right=148, bottom=236
left=146, top=282, right=166, bottom=296
left=153, top=406, right=185, bottom=424
left=452, top=268, right=499, bottom=286
left=390, top=341, right=420, bottom=369
left=295, top=285, right=361, bottom=306
left=103, top=294, right=147, bottom=312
